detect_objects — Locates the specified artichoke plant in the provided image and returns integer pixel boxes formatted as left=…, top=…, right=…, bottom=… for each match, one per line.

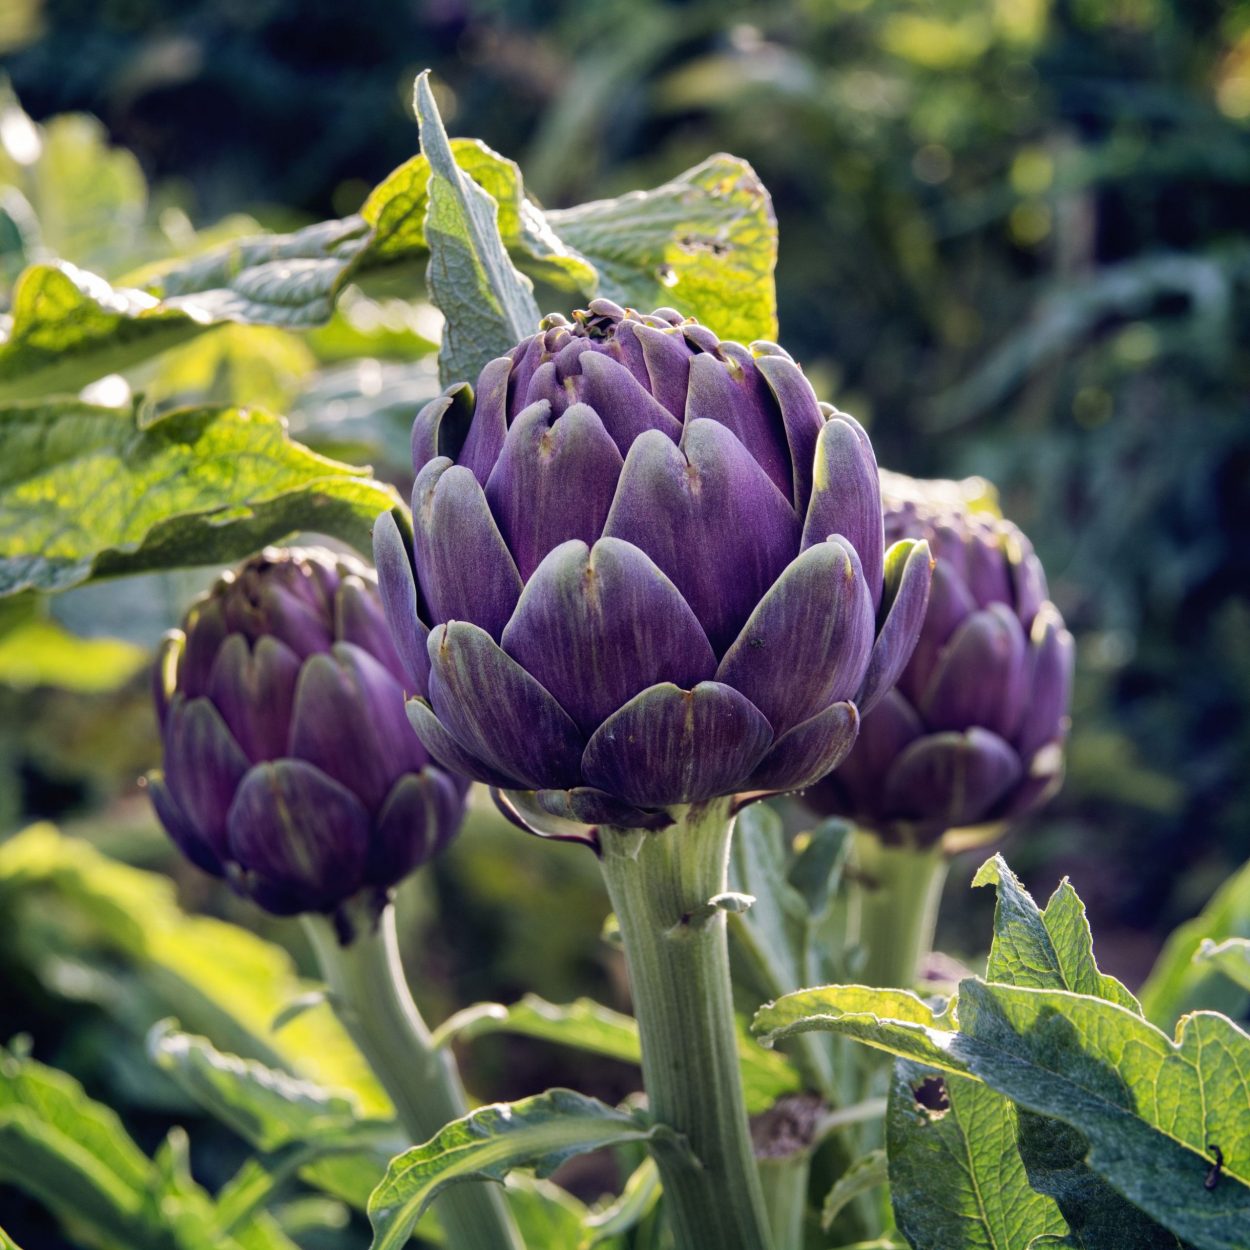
left=808, top=487, right=1074, bottom=846
left=373, top=299, right=933, bottom=831
left=149, top=547, right=465, bottom=919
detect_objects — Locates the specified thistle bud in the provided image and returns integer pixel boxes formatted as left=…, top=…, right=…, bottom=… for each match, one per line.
left=373, top=302, right=934, bottom=831
left=807, top=486, right=1074, bottom=847
left=149, top=548, right=465, bottom=920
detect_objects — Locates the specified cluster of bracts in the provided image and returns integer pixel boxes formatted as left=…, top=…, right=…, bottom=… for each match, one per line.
left=151, top=302, right=1073, bottom=918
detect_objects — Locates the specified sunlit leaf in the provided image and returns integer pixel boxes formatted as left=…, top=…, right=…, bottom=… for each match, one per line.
left=367, top=1089, right=679, bottom=1250
left=0, top=262, right=209, bottom=401
left=820, top=1149, right=888, bottom=1231
left=0, top=398, right=399, bottom=595
left=886, top=1062, right=1066, bottom=1249
left=1196, top=938, right=1250, bottom=992
left=1140, top=856, right=1250, bottom=1028
left=0, top=1047, right=257, bottom=1250
left=548, top=154, right=778, bottom=343
left=0, top=600, right=146, bottom=691
left=147, top=1022, right=395, bottom=1156
left=754, top=985, right=965, bottom=1075
left=972, top=855, right=1139, bottom=1011
left=433, top=992, right=801, bottom=1114
left=0, top=825, right=386, bottom=1113
left=582, top=1155, right=660, bottom=1245
left=413, top=72, right=541, bottom=385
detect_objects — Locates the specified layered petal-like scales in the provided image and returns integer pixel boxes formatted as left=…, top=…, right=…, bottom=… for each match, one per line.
left=150, top=548, right=467, bottom=916
left=377, top=300, right=933, bottom=826
left=808, top=486, right=1075, bottom=845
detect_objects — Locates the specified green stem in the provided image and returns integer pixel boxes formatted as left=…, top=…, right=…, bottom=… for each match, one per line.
left=851, top=831, right=949, bottom=990
left=303, top=904, right=523, bottom=1250
left=757, top=1156, right=808, bottom=1250
left=598, top=802, right=775, bottom=1250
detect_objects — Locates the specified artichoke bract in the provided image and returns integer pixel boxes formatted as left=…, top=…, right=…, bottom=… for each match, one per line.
left=807, top=490, right=1075, bottom=846
left=149, top=548, right=465, bottom=918
left=374, top=300, right=933, bottom=832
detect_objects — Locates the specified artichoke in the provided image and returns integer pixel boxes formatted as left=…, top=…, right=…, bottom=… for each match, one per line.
left=807, top=488, right=1074, bottom=845
left=149, top=547, right=465, bottom=917
left=374, top=300, right=933, bottom=831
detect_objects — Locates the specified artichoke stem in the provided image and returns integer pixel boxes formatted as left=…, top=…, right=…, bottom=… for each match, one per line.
left=600, top=801, right=776, bottom=1250
left=304, top=902, right=524, bottom=1250
left=757, top=1154, right=810, bottom=1250
left=850, top=830, right=949, bottom=990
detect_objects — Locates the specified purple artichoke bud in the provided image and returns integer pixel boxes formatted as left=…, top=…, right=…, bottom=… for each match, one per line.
left=149, top=547, right=466, bottom=918
left=374, top=300, right=933, bottom=831
left=807, top=490, right=1075, bottom=847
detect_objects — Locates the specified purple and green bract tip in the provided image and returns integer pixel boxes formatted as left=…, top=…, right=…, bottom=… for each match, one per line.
left=808, top=491, right=1075, bottom=845
left=150, top=547, right=465, bottom=916
left=375, top=300, right=934, bottom=830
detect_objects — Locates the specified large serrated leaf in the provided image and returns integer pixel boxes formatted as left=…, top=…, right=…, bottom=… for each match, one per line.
left=147, top=1022, right=395, bottom=1156
left=887, top=1060, right=1067, bottom=1249
left=754, top=985, right=966, bottom=1075
left=972, top=855, right=1140, bottom=1012
left=0, top=825, right=385, bottom=1113
left=758, top=858, right=1250, bottom=1249
left=0, top=93, right=778, bottom=398
left=362, top=141, right=596, bottom=292
left=413, top=72, right=541, bottom=386
left=0, top=399, right=399, bottom=595
left=759, top=981, right=1250, bottom=1248
left=820, top=1149, right=889, bottom=1231
left=0, top=262, right=211, bottom=401
left=1195, top=938, right=1250, bottom=991
left=0, top=1047, right=255, bottom=1250
left=547, top=154, right=778, bottom=344
left=955, top=981, right=1248, bottom=1250
left=1139, top=857, right=1250, bottom=1028
left=434, top=992, right=800, bottom=1115
left=367, top=1089, right=677, bottom=1250
left=969, top=855, right=1177, bottom=1248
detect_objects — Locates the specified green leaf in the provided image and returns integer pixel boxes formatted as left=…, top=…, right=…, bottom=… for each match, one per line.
left=0, top=1045, right=155, bottom=1234
left=0, top=218, right=370, bottom=402
left=0, top=86, right=778, bottom=398
left=362, top=142, right=596, bottom=293
left=582, top=1156, right=661, bottom=1245
left=886, top=1061, right=1067, bottom=1248
left=753, top=985, right=966, bottom=1076
left=0, top=262, right=210, bottom=401
left=954, top=980, right=1249, bottom=1250
left=413, top=72, right=540, bottom=386
left=1195, top=938, right=1250, bottom=991
left=367, top=1089, right=678, bottom=1250
left=0, top=598, right=146, bottom=690
left=973, top=855, right=1139, bottom=1012
left=503, top=1174, right=604, bottom=1250
left=1139, top=856, right=1250, bottom=1028
left=729, top=804, right=812, bottom=998
left=433, top=993, right=801, bottom=1115
left=0, top=1047, right=259, bottom=1250
left=547, top=154, right=778, bottom=344
left=1014, top=1109, right=1187, bottom=1250
left=432, top=994, right=641, bottom=1063
left=0, top=825, right=387, bottom=1113
left=973, top=855, right=1184, bottom=1247
left=147, top=1021, right=394, bottom=1156
left=0, top=1224, right=26, bottom=1250
left=0, top=398, right=399, bottom=595
left=821, top=1150, right=889, bottom=1231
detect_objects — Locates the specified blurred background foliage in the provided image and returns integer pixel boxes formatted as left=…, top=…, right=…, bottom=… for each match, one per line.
left=1, top=0, right=1249, bottom=1242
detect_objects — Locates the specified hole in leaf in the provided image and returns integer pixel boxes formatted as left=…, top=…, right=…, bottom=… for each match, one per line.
left=912, top=1075, right=950, bottom=1119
